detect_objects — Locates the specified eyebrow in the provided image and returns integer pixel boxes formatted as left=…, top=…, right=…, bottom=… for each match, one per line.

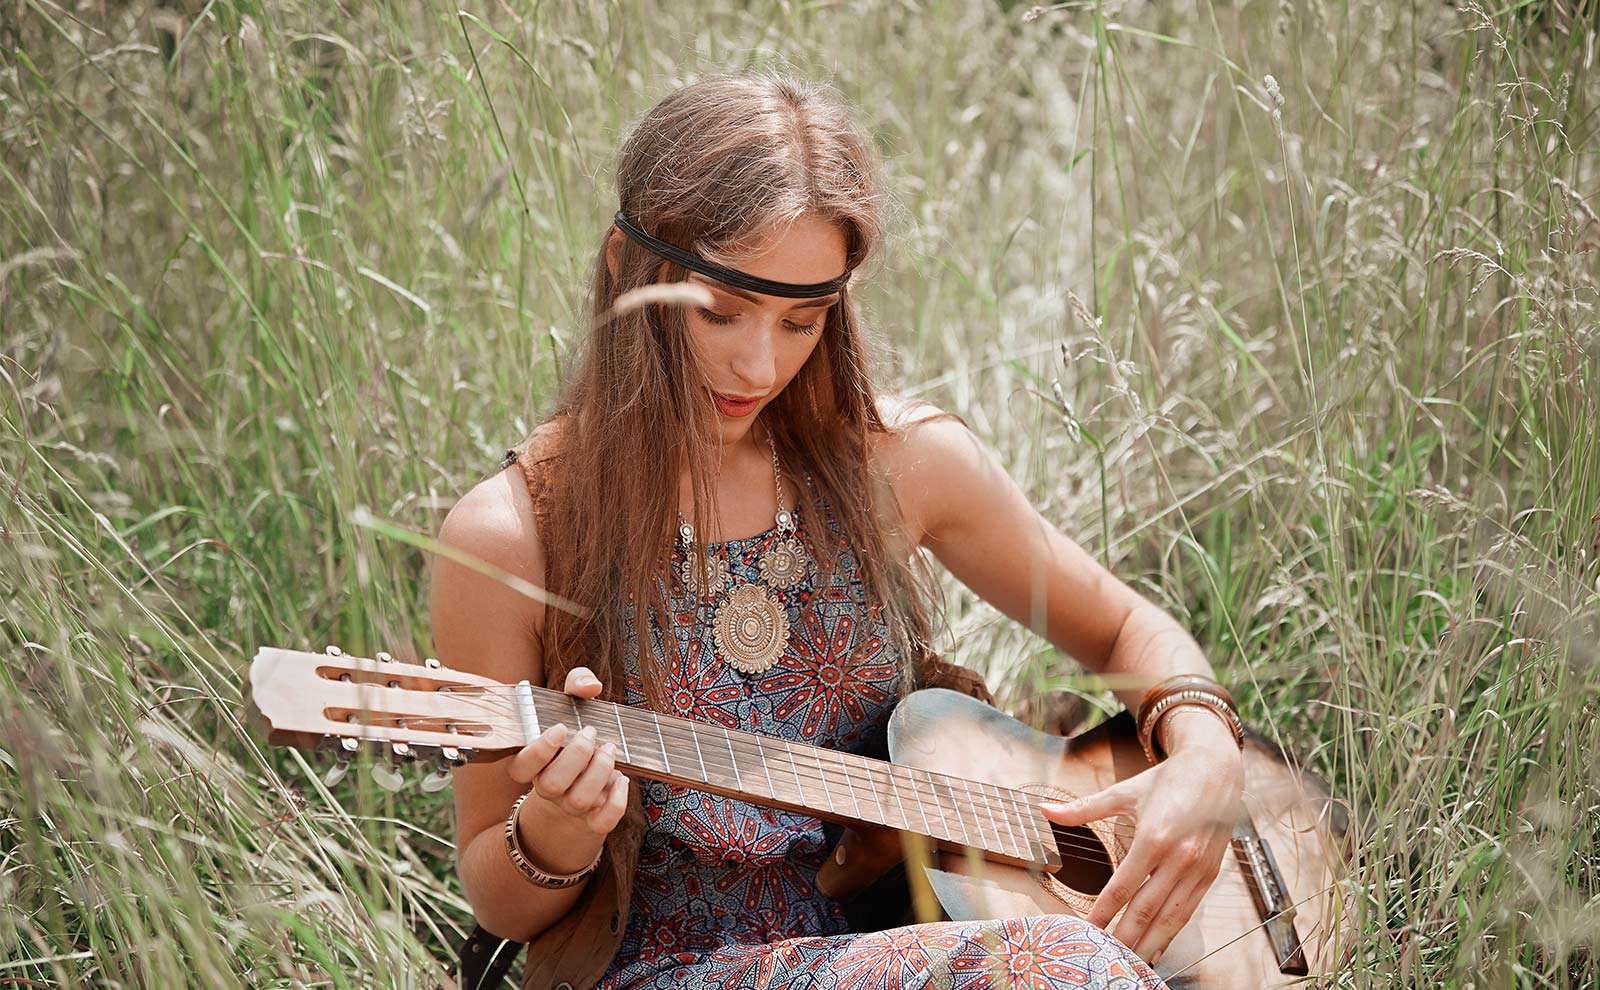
left=691, top=276, right=840, bottom=310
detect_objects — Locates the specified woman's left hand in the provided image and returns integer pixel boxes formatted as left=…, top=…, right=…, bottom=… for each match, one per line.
left=1040, top=737, right=1245, bottom=965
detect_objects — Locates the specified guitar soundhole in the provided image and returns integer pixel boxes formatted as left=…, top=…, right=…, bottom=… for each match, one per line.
left=1049, top=822, right=1114, bottom=894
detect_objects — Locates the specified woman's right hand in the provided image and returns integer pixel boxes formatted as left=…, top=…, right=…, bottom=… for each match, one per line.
left=505, top=666, right=630, bottom=873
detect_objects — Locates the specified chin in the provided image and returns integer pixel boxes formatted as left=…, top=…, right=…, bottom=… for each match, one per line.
left=715, top=421, right=754, bottom=446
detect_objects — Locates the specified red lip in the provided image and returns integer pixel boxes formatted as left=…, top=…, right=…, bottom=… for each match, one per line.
left=712, top=391, right=761, bottom=418
left=714, top=391, right=763, bottom=403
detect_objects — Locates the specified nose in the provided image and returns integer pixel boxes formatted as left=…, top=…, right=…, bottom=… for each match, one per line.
left=728, top=324, right=778, bottom=394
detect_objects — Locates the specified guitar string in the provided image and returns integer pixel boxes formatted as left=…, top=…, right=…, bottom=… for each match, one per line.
left=372, top=682, right=1173, bottom=858
left=335, top=687, right=1276, bottom=908
left=460, top=684, right=1094, bottom=846
left=450, top=689, right=1085, bottom=862
left=430, top=683, right=1152, bottom=853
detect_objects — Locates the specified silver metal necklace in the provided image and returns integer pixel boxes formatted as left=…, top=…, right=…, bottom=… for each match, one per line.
left=675, top=432, right=811, bottom=674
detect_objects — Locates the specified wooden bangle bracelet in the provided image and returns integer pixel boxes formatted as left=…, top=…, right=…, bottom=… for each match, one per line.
left=504, top=791, right=604, bottom=889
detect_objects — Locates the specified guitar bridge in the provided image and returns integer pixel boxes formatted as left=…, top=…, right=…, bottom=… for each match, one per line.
left=1231, top=820, right=1308, bottom=975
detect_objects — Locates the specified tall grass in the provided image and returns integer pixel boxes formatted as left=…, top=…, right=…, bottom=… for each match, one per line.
left=2, top=1, right=1596, bottom=987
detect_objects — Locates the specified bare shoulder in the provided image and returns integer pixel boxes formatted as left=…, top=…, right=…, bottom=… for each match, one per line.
left=430, top=425, right=559, bottom=665
left=869, top=394, right=988, bottom=546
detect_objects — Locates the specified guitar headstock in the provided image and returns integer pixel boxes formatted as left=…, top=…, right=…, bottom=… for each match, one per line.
left=246, top=645, right=527, bottom=791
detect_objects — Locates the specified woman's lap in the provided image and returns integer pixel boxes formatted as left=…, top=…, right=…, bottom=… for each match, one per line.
left=604, top=914, right=1168, bottom=990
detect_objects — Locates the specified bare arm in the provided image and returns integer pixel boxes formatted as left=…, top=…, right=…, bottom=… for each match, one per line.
left=877, top=399, right=1245, bottom=964
left=431, top=465, right=627, bottom=942
left=888, top=409, right=1233, bottom=749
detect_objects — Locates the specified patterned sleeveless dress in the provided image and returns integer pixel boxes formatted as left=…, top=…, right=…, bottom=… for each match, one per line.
left=594, top=479, right=1168, bottom=990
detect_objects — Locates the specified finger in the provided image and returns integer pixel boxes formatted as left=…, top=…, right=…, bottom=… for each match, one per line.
left=1040, top=783, right=1136, bottom=827
left=1086, top=845, right=1153, bottom=930
left=585, top=773, right=629, bottom=834
left=563, top=742, right=618, bottom=814
left=535, top=724, right=598, bottom=799
left=1139, top=874, right=1206, bottom=965
left=1110, top=868, right=1180, bottom=957
left=563, top=666, right=604, bottom=698
left=507, top=723, right=569, bottom=785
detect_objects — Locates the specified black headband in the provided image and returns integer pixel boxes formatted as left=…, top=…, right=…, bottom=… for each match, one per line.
left=612, top=211, right=851, bottom=300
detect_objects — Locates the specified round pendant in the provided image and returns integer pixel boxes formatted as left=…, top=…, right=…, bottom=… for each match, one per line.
left=680, top=549, right=729, bottom=597
left=713, top=583, right=789, bottom=674
left=758, top=537, right=810, bottom=591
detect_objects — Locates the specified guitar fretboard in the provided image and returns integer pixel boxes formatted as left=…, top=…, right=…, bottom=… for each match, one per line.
left=524, top=685, right=1058, bottom=868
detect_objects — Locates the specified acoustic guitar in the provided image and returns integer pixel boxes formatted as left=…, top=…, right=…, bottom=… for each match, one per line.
left=247, top=646, right=1349, bottom=988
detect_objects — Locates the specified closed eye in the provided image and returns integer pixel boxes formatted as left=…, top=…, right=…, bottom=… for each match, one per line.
left=696, top=309, right=824, bottom=336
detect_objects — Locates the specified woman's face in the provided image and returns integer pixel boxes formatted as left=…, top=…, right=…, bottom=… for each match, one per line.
left=679, top=215, right=846, bottom=448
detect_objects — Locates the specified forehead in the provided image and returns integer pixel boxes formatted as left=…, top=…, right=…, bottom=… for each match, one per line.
left=695, top=215, right=848, bottom=306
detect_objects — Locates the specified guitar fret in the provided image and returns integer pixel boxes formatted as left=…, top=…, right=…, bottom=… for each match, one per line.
left=862, top=761, right=889, bottom=828
left=721, top=726, right=742, bottom=790
left=651, top=717, right=671, bottom=776
left=689, top=724, right=709, bottom=782
left=785, top=740, right=807, bottom=806
left=757, top=737, right=777, bottom=801
left=896, top=767, right=921, bottom=838
left=986, top=782, right=1022, bottom=860
left=899, top=767, right=932, bottom=836
left=933, top=771, right=967, bottom=844
left=838, top=752, right=864, bottom=821
left=612, top=708, right=631, bottom=763
left=813, top=750, right=835, bottom=815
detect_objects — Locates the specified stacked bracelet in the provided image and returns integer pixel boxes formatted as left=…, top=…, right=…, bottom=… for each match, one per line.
left=1135, top=674, right=1245, bottom=764
left=504, top=791, right=604, bottom=889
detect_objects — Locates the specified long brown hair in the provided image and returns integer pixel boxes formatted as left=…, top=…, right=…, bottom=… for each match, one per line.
left=520, top=70, right=948, bottom=711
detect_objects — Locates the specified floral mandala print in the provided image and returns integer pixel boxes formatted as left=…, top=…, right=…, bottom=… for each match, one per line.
left=594, top=491, right=1168, bottom=990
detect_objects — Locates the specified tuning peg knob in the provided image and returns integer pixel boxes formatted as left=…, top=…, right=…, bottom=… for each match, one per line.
left=369, top=761, right=405, bottom=792
left=322, top=759, right=351, bottom=787
left=323, top=743, right=353, bottom=786
left=420, top=767, right=453, bottom=793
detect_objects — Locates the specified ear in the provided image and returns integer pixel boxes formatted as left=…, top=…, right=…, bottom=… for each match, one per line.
left=605, top=227, right=622, bottom=279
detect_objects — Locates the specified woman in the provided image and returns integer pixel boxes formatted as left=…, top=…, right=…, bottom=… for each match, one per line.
left=431, top=71, right=1245, bottom=990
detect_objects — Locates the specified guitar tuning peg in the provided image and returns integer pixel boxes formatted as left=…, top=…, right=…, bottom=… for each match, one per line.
left=390, top=741, right=414, bottom=761
left=424, top=657, right=441, bottom=668
left=376, top=651, right=393, bottom=663
left=325, top=645, right=343, bottom=656
left=339, top=736, right=360, bottom=754
left=439, top=746, right=465, bottom=766
left=322, top=759, right=351, bottom=787
left=369, top=761, right=405, bottom=792
left=322, top=743, right=353, bottom=787
left=420, top=767, right=453, bottom=793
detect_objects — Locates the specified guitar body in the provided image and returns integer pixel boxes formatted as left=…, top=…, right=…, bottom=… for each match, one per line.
left=888, top=689, right=1348, bottom=989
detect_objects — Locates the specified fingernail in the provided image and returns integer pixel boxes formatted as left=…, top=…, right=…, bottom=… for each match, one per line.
left=601, top=742, right=617, bottom=758
left=546, top=723, right=568, bottom=742
left=1040, top=801, right=1068, bottom=813
left=834, top=843, right=847, bottom=866
left=579, top=725, right=597, bottom=741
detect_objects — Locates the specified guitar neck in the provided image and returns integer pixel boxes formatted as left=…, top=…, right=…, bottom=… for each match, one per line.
left=524, top=683, right=1056, bottom=869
